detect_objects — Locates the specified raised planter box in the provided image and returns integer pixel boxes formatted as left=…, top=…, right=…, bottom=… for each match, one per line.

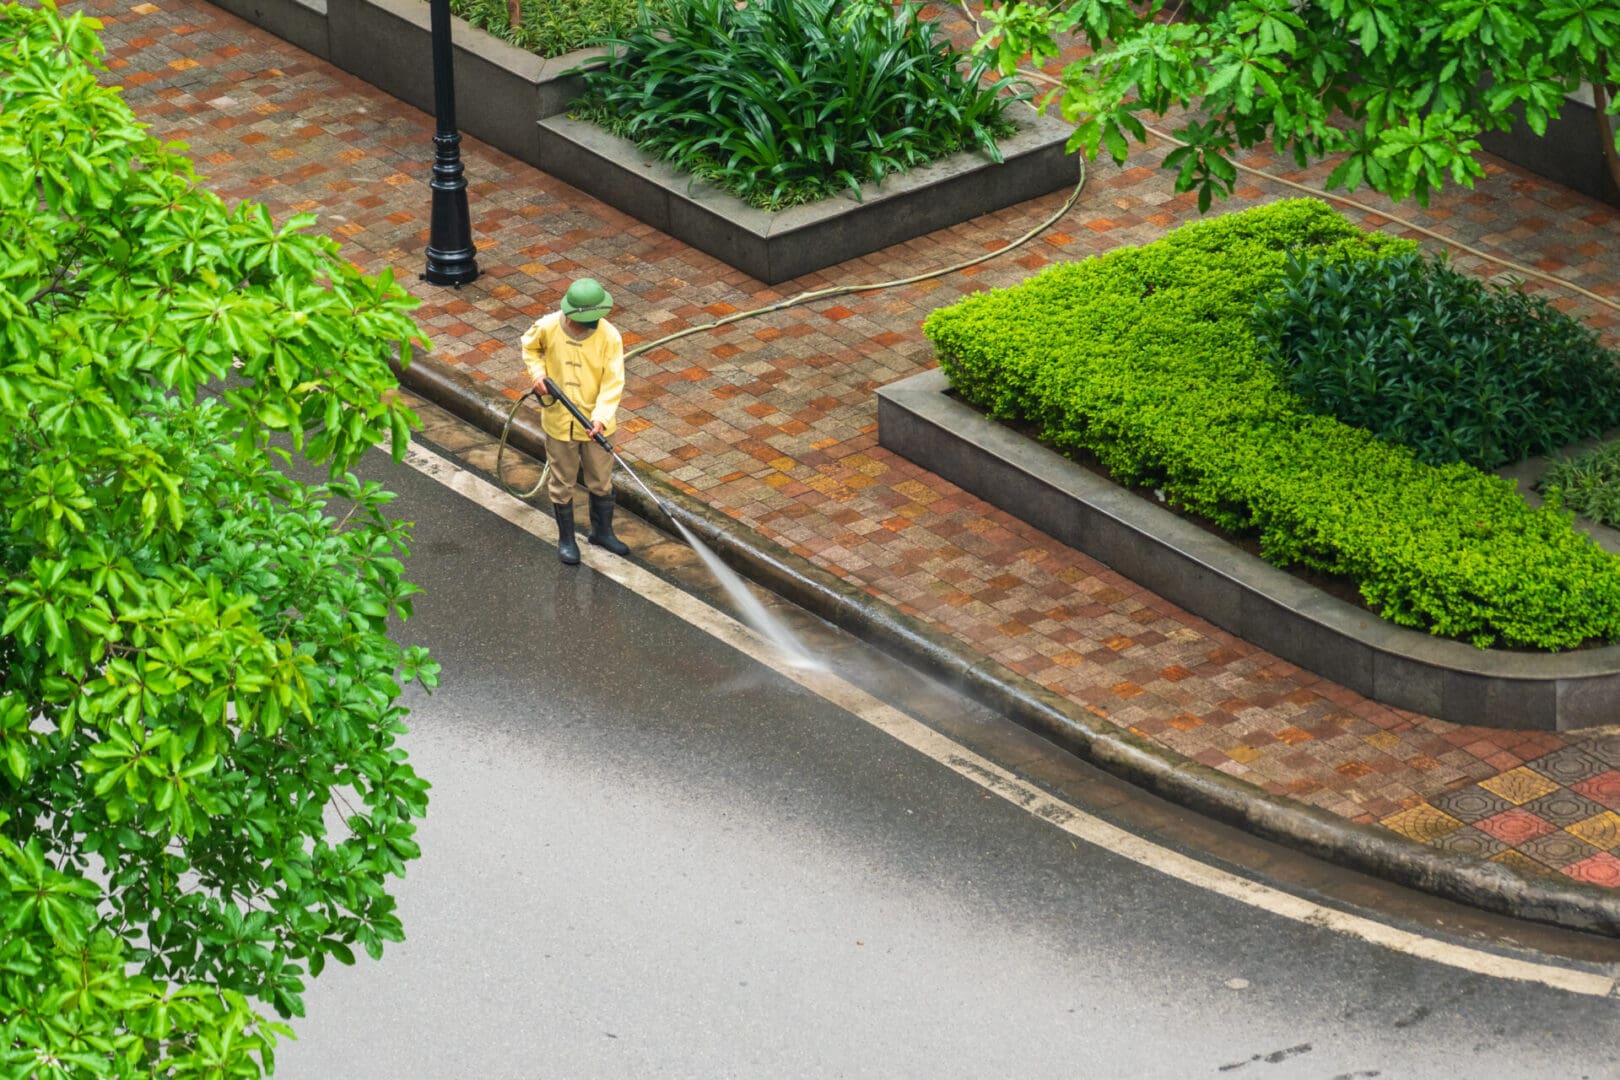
left=209, top=0, right=1619, bottom=213
left=1478, top=84, right=1620, bottom=209
left=877, top=367, right=1620, bottom=731
left=209, top=0, right=1080, bottom=282
left=537, top=113, right=1080, bottom=284
left=206, top=0, right=601, bottom=168
left=210, top=0, right=330, bottom=59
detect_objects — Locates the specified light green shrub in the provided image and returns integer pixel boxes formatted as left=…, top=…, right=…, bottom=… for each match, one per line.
left=922, top=199, right=1620, bottom=650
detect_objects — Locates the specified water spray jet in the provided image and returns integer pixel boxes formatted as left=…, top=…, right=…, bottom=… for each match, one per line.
left=533, top=377, right=826, bottom=671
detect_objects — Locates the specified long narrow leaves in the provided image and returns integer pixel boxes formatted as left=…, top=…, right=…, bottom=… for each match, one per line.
left=573, top=0, right=1026, bottom=209
left=448, top=0, right=672, bottom=58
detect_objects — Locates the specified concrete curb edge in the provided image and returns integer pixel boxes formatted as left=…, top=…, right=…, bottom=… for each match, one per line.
left=394, top=355, right=1620, bottom=938
left=874, top=368, right=1620, bottom=732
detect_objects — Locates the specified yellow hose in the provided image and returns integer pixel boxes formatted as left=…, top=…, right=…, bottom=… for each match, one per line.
left=495, top=147, right=1091, bottom=497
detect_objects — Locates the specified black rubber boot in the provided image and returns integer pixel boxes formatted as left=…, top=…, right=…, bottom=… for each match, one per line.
left=586, top=492, right=631, bottom=556
left=552, top=502, right=580, bottom=565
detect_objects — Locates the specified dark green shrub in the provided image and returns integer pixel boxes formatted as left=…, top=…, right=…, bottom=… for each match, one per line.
left=1541, top=440, right=1620, bottom=529
left=571, top=0, right=1024, bottom=210
left=448, top=0, right=667, bottom=58
left=922, top=199, right=1620, bottom=651
left=1251, top=251, right=1620, bottom=470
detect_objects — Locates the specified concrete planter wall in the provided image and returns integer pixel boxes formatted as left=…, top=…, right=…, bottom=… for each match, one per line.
left=537, top=113, right=1080, bottom=284
left=206, top=0, right=1078, bottom=283
left=1478, top=85, right=1620, bottom=208
left=877, top=368, right=1620, bottom=731
left=208, top=0, right=1618, bottom=212
left=207, top=0, right=602, bottom=168
left=210, top=0, right=331, bottom=59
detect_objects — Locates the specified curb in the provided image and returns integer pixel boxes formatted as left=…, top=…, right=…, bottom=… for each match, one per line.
left=875, top=368, right=1620, bottom=732
left=394, top=355, right=1620, bottom=938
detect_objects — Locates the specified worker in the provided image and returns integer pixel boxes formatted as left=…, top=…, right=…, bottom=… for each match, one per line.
left=520, top=278, right=631, bottom=565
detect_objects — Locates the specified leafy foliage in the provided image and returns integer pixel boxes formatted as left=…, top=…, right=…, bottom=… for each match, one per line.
left=971, top=0, right=1620, bottom=209
left=1252, top=251, right=1620, bottom=470
left=1541, top=439, right=1620, bottom=529
left=448, top=0, right=671, bottom=59
left=923, top=199, right=1620, bottom=650
left=571, top=0, right=1025, bottom=210
left=1, top=4, right=436, bottom=1075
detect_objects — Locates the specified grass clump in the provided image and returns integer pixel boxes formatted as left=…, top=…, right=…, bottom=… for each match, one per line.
left=448, top=0, right=669, bottom=59
left=1541, top=440, right=1620, bottom=529
left=570, top=0, right=1024, bottom=210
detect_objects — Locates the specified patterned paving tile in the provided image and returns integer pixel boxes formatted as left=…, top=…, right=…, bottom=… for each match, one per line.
left=1565, top=810, right=1620, bottom=852
left=1571, top=769, right=1620, bottom=808
left=1522, top=788, right=1611, bottom=829
left=1382, top=805, right=1465, bottom=845
left=1429, top=826, right=1509, bottom=860
left=88, top=0, right=1620, bottom=890
left=1429, top=785, right=1513, bottom=824
left=1525, top=746, right=1611, bottom=787
left=1492, top=849, right=1555, bottom=879
left=1478, top=767, right=1564, bottom=807
left=1579, top=736, right=1620, bottom=769
left=1519, top=830, right=1602, bottom=871
left=1564, top=851, right=1620, bottom=888
left=1474, top=808, right=1559, bottom=847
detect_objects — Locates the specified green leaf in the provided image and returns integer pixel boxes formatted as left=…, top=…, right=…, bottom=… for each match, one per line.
left=0, top=3, right=432, bottom=1068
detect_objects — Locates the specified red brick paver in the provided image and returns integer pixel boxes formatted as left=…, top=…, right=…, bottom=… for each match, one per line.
left=79, top=0, right=1620, bottom=884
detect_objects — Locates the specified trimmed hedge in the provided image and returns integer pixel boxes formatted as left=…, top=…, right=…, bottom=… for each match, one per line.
left=922, top=199, right=1620, bottom=650
left=1252, top=250, right=1620, bottom=471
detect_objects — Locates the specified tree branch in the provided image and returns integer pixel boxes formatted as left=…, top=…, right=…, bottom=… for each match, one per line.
left=1593, top=71, right=1620, bottom=197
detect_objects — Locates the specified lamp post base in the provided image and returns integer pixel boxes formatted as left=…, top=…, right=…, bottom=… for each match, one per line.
left=422, top=245, right=479, bottom=287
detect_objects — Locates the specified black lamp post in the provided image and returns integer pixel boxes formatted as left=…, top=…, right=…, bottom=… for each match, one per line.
left=422, top=0, right=479, bottom=286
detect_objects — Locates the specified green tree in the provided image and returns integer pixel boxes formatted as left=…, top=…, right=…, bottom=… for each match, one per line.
left=1, top=3, right=436, bottom=1075
left=975, top=0, right=1620, bottom=209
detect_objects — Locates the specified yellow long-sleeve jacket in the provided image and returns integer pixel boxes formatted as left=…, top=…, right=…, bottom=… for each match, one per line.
left=520, top=312, right=626, bottom=441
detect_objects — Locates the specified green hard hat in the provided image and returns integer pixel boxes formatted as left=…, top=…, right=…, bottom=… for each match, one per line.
left=560, top=278, right=613, bottom=321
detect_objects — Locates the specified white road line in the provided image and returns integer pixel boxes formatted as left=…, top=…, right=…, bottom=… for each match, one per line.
left=404, top=440, right=1620, bottom=999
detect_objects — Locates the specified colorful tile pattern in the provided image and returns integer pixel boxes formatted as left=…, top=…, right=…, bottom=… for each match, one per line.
left=1416, top=743, right=1620, bottom=875
left=86, top=0, right=1620, bottom=887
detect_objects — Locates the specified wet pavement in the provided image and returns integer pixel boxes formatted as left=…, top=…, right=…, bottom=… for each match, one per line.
left=80, top=0, right=1620, bottom=889
left=275, top=433, right=1620, bottom=1080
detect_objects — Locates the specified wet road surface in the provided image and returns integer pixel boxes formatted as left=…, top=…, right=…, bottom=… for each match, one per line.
left=276, top=443, right=1620, bottom=1079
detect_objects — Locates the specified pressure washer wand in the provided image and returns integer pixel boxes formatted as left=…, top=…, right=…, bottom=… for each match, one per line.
left=537, top=376, right=613, bottom=450
left=535, top=376, right=676, bottom=521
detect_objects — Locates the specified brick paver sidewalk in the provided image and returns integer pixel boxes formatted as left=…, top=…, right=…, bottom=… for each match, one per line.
left=81, top=0, right=1620, bottom=887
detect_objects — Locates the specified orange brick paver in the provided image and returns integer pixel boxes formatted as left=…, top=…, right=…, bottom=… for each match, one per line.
left=86, top=0, right=1620, bottom=885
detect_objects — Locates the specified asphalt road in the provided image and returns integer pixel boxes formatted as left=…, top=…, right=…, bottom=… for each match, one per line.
left=275, top=444, right=1620, bottom=1080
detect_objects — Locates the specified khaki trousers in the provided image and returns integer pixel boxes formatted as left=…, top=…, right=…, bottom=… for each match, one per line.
left=544, top=435, right=614, bottom=504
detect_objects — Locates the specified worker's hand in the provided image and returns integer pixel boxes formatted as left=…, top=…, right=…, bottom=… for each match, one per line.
left=532, top=381, right=550, bottom=400
left=589, top=420, right=605, bottom=439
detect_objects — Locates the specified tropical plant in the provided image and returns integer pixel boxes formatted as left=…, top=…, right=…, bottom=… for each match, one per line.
left=572, top=0, right=1025, bottom=210
left=971, top=0, right=1620, bottom=210
left=1542, top=440, right=1620, bottom=529
left=448, top=0, right=670, bottom=58
left=1, top=4, right=435, bottom=1075
left=1251, top=250, right=1620, bottom=470
left=923, top=199, right=1620, bottom=650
